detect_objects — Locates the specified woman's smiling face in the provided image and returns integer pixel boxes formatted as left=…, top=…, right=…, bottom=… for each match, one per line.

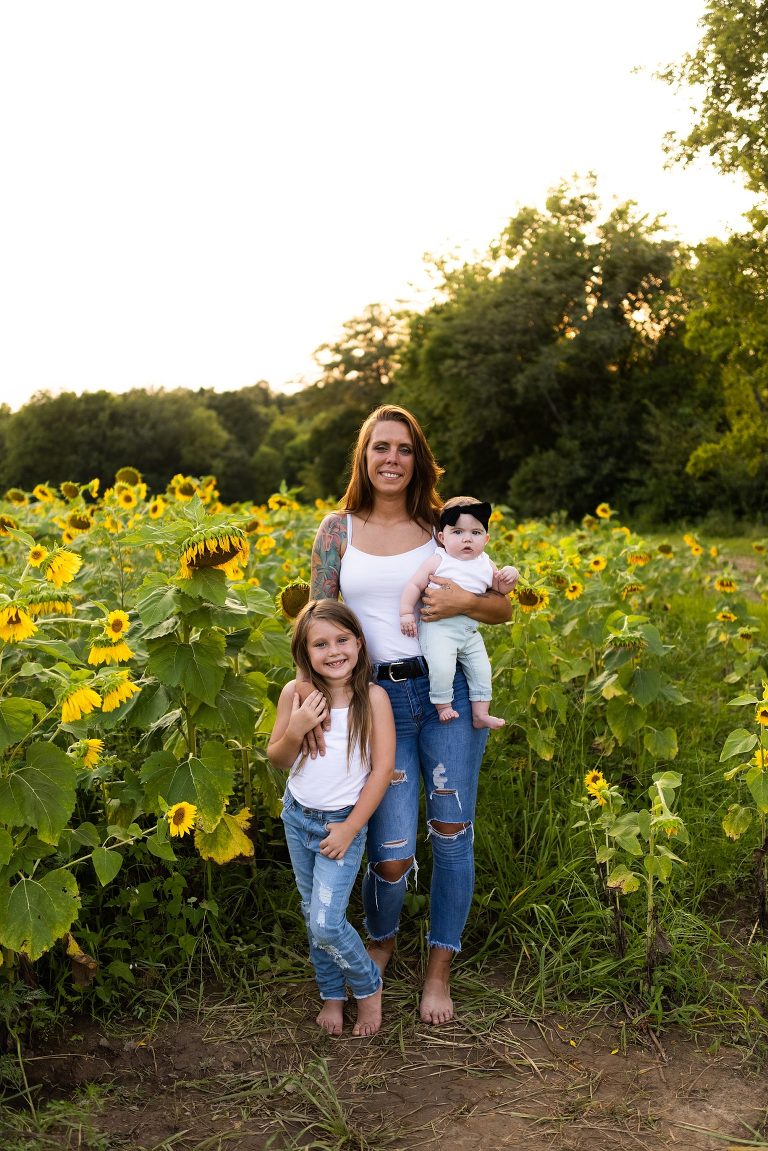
left=365, top=420, right=415, bottom=496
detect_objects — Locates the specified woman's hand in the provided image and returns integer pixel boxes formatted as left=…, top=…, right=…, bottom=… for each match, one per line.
left=295, top=679, right=329, bottom=757
left=420, top=578, right=475, bottom=622
left=287, top=690, right=328, bottom=741
left=421, top=579, right=513, bottom=625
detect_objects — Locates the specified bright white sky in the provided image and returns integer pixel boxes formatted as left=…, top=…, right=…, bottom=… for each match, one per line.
left=0, top=1, right=757, bottom=412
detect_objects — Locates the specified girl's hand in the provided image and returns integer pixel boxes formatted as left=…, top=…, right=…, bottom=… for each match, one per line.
left=319, top=820, right=358, bottom=860
left=288, top=690, right=328, bottom=740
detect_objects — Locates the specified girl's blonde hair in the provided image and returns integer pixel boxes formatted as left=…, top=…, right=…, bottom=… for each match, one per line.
left=291, top=600, right=374, bottom=771
left=341, top=404, right=444, bottom=530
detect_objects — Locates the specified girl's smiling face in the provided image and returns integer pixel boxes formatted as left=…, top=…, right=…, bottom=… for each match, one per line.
left=365, top=420, right=415, bottom=496
left=438, top=513, right=489, bottom=560
left=306, top=619, right=362, bottom=683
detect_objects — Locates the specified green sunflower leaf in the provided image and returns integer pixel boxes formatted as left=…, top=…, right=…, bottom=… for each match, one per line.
left=606, top=698, right=646, bottom=745
left=606, top=865, right=641, bottom=895
left=0, top=742, right=76, bottom=844
left=181, top=569, right=228, bottom=606
left=643, top=727, right=679, bottom=760
left=628, top=668, right=662, bottom=708
left=91, top=846, right=123, bottom=887
left=0, top=868, right=80, bottom=960
left=140, top=744, right=234, bottom=832
left=0, top=697, right=45, bottom=752
left=135, top=580, right=180, bottom=628
left=193, top=670, right=266, bottom=743
left=720, top=728, right=758, bottom=761
left=147, top=631, right=227, bottom=706
left=745, top=765, right=768, bottom=813
left=0, top=828, right=13, bottom=866
left=195, top=810, right=255, bottom=864
left=723, top=804, right=753, bottom=840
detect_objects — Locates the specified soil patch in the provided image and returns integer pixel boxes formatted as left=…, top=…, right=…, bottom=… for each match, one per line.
left=4, top=967, right=768, bottom=1151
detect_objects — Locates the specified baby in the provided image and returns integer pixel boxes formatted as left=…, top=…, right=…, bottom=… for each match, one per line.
left=400, top=496, right=518, bottom=729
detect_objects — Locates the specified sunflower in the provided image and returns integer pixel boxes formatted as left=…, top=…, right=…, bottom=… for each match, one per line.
left=32, top=483, right=55, bottom=503
left=81, top=738, right=104, bottom=769
left=757, top=705, right=768, bottom=727
left=0, top=604, right=37, bottom=643
left=103, top=515, right=122, bottom=534
left=117, top=488, right=138, bottom=510
left=179, top=527, right=249, bottom=578
left=716, top=609, right=737, bottom=623
left=88, top=640, right=134, bottom=666
left=710, top=546, right=719, bottom=558
left=620, top=581, right=645, bottom=600
left=657, top=543, right=674, bottom=557
left=167, top=801, right=197, bottom=837
left=0, top=514, right=18, bottom=536
left=737, top=628, right=756, bottom=643
left=171, top=475, right=199, bottom=502
left=690, top=543, right=703, bottom=557
left=584, top=769, right=609, bottom=805
left=714, top=576, right=737, bottom=594
left=682, top=533, right=697, bottom=547
left=26, top=589, right=75, bottom=617
left=5, top=487, right=28, bottom=506
left=148, top=496, right=166, bottom=519
left=28, top=544, right=48, bottom=567
left=515, top=586, right=549, bottom=613
left=595, top=503, right=613, bottom=519
left=256, top=535, right=277, bottom=555
left=276, top=580, right=311, bottom=620
left=42, top=548, right=83, bottom=588
left=565, top=581, right=583, bottom=601
left=753, top=542, right=767, bottom=555
left=104, top=610, right=130, bottom=641
left=101, top=673, right=141, bottom=713
left=61, top=686, right=102, bottom=724
left=115, top=466, right=142, bottom=486
left=66, top=510, right=93, bottom=534
left=59, top=481, right=81, bottom=501
left=609, top=633, right=647, bottom=651
left=588, top=555, right=607, bottom=572
left=627, top=552, right=651, bottom=567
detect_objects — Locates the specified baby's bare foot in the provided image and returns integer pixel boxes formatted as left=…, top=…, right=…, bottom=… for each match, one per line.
left=472, top=714, right=505, bottom=730
left=316, top=1000, right=344, bottom=1035
left=352, top=986, right=382, bottom=1037
left=419, top=976, right=454, bottom=1026
left=437, top=705, right=459, bottom=723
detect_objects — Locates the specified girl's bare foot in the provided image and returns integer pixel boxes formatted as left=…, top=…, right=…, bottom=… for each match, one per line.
left=352, top=985, right=383, bottom=1037
left=419, top=975, right=454, bottom=1025
left=316, top=999, right=345, bottom=1035
left=367, top=937, right=395, bottom=975
left=436, top=704, right=459, bottom=722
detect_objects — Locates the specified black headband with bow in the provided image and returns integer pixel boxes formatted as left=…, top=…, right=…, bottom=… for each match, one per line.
left=439, top=501, right=492, bottom=531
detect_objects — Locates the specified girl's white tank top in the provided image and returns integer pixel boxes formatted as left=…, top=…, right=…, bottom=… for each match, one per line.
left=288, top=706, right=369, bottom=810
left=340, top=514, right=436, bottom=664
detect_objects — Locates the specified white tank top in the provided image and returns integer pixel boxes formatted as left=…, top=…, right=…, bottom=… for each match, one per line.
left=430, top=548, right=494, bottom=594
left=340, top=514, right=436, bottom=663
left=288, top=706, right=369, bottom=810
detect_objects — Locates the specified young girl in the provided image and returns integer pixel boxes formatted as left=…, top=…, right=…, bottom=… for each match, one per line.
left=268, top=600, right=395, bottom=1037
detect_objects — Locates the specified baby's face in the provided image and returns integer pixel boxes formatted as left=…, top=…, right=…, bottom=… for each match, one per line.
left=438, top=513, right=489, bottom=561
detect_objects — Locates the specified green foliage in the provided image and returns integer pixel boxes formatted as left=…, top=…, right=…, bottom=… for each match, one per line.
left=660, top=0, right=768, bottom=196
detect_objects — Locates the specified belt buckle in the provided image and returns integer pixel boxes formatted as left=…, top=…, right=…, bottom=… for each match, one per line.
left=387, top=661, right=407, bottom=683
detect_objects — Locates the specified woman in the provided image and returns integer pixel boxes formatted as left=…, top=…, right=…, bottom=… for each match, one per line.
left=309, top=405, right=512, bottom=1024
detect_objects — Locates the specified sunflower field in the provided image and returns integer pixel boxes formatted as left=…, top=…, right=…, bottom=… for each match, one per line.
left=1, top=473, right=768, bottom=1024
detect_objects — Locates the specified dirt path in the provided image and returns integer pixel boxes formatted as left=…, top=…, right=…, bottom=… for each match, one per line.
left=7, top=971, right=768, bottom=1151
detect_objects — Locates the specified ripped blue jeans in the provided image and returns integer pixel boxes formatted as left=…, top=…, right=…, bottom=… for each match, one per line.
left=282, top=788, right=382, bottom=1001
left=362, top=668, right=488, bottom=952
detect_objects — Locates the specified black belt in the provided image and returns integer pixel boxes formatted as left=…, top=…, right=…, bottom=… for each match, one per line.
left=375, top=657, right=429, bottom=682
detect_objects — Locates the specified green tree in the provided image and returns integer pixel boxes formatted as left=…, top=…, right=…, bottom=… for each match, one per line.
left=660, top=0, right=768, bottom=195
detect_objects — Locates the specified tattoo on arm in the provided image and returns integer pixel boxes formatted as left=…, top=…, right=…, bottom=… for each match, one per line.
left=310, top=514, right=346, bottom=600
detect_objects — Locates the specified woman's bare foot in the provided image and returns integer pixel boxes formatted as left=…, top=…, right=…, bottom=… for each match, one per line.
left=436, top=704, right=459, bottom=722
left=352, top=985, right=383, bottom=1037
left=316, top=999, right=345, bottom=1035
left=367, top=937, right=395, bottom=975
left=419, top=974, right=454, bottom=1025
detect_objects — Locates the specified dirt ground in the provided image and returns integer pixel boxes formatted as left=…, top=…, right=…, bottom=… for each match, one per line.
left=6, top=963, right=768, bottom=1151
